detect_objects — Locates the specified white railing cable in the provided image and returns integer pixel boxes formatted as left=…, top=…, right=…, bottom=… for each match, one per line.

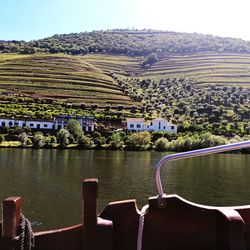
left=137, top=204, right=149, bottom=250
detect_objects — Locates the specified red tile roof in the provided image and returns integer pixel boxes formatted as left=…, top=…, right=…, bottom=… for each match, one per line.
left=126, top=118, right=145, bottom=122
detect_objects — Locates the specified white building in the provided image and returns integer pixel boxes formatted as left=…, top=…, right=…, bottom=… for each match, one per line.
left=0, top=115, right=94, bottom=132
left=54, top=115, right=94, bottom=132
left=126, top=118, right=145, bottom=132
left=0, top=117, right=54, bottom=130
left=127, top=118, right=177, bottom=133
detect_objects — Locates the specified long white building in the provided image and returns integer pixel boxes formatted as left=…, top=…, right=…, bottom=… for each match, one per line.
left=0, top=115, right=94, bottom=132
left=127, top=118, right=177, bottom=133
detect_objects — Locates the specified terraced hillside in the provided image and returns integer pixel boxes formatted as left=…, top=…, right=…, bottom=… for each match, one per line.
left=83, top=52, right=250, bottom=88
left=141, top=52, right=250, bottom=87
left=83, top=54, right=143, bottom=77
left=0, top=54, right=136, bottom=106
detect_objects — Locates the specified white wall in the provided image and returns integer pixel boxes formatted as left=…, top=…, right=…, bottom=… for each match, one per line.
left=147, top=119, right=177, bottom=133
left=0, top=117, right=95, bottom=131
left=0, top=118, right=54, bottom=130
left=127, top=118, right=177, bottom=133
left=127, top=121, right=145, bottom=131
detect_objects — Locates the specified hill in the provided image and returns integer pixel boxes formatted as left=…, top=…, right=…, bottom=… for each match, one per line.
left=1, top=29, right=250, bottom=56
left=0, top=29, right=249, bottom=136
left=0, top=54, right=135, bottom=104
left=83, top=52, right=250, bottom=87
left=0, top=54, right=138, bottom=119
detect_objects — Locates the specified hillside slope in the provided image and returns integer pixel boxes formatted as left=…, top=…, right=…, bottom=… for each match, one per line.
left=83, top=53, right=250, bottom=88
left=141, top=52, right=250, bottom=86
left=0, top=54, right=136, bottom=106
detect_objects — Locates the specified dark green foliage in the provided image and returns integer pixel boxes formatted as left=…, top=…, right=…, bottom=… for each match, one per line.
left=33, top=132, right=45, bottom=148
left=109, top=133, right=124, bottom=150
left=126, top=131, right=151, bottom=150
left=2, top=29, right=250, bottom=55
left=155, top=137, right=169, bottom=151
left=43, top=135, right=57, bottom=148
left=151, top=131, right=176, bottom=142
left=165, top=132, right=227, bottom=151
left=0, top=134, right=5, bottom=144
left=19, top=132, right=28, bottom=146
left=67, top=119, right=84, bottom=141
left=57, top=128, right=70, bottom=147
left=77, top=134, right=94, bottom=149
left=120, top=77, right=250, bottom=135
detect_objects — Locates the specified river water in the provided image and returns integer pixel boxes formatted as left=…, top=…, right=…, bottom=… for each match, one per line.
left=0, top=149, right=249, bottom=231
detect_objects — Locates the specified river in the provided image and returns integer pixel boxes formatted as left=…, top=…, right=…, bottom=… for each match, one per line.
left=0, top=149, right=249, bottom=231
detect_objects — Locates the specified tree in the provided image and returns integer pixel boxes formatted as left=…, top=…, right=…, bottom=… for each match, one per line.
left=142, top=53, right=158, bottom=67
left=126, top=131, right=151, bottom=150
left=33, top=132, right=45, bottom=148
left=67, top=119, right=84, bottom=141
left=57, top=128, right=70, bottom=147
left=19, top=132, right=29, bottom=147
left=93, top=132, right=106, bottom=148
left=0, top=134, right=5, bottom=144
left=77, top=134, right=94, bottom=149
left=109, top=133, right=124, bottom=150
left=44, top=135, right=57, bottom=148
left=155, top=137, right=169, bottom=151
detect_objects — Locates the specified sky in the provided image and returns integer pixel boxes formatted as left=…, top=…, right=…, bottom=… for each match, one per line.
left=1, top=0, right=250, bottom=41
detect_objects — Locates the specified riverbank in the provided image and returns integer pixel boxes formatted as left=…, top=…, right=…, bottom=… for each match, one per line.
left=1, top=135, right=250, bottom=153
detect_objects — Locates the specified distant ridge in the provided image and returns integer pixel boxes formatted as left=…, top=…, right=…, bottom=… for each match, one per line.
left=1, top=29, right=250, bottom=56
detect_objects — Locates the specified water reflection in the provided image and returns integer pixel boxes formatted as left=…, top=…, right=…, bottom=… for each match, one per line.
left=0, top=149, right=249, bottom=231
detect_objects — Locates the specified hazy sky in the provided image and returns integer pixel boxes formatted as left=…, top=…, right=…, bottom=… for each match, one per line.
left=1, top=0, right=250, bottom=41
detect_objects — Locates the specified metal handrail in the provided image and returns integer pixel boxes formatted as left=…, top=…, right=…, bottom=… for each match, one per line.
left=155, top=140, right=250, bottom=197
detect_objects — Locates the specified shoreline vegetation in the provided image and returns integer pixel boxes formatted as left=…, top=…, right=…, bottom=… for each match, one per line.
left=0, top=119, right=249, bottom=153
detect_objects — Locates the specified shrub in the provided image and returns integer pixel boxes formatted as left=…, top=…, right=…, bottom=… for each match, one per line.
left=167, top=132, right=226, bottom=151
left=0, top=134, right=5, bottom=144
left=19, top=132, right=29, bottom=147
left=126, top=131, right=151, bottom=150
left=155, top=137, right=169, bottom=151
left=33, top=132, right=45, bottom=148
left=44, top=135, right=57, bottom=148
left=67, top=119, right=84, bottom=141
left=78, top=134, right=94, bottom=149
left=109, top=133, right=124, bottom=150
left=57, top=128, right=70, bottom=147
left=142, top=53, right=158, bottom=67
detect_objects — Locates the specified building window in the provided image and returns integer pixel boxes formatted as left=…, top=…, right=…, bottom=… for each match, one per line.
left=44, top=124, right=48, bottom=128
left=14, top=121, right=19, bottom=125
left=171, top=126, right=175, bottom=130
left=136, top=124, right=141, bottom=128
left=159, top=122, right=161, bottom=126
left=150, top=122, right=152, bottom=126
left=163, top=126, right=165, bottom=129
left=130, top=124, right=134, bottom=128
left=2, top=122, right=6, bottom=127
left=9, top=121, right=13, bottom=126
left=30, top=123, right=34, bottom=127
left=22, top=123, right=26, bottom=127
